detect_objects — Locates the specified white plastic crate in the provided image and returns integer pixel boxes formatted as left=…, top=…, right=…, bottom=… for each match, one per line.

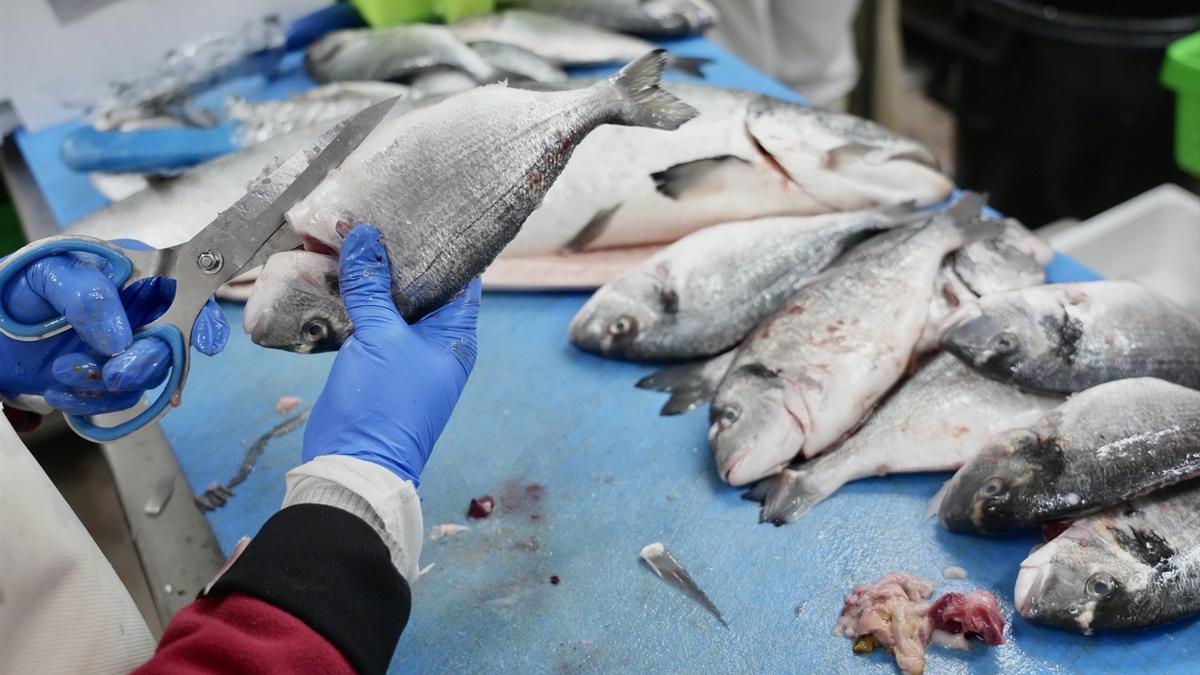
left=1048, top=184, right=1200, bottom=318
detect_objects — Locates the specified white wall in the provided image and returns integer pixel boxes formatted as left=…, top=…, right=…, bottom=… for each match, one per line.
left=0, top=0, right=330, bottom=130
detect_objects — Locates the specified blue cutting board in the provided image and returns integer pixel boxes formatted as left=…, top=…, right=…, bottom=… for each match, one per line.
left=13, top=33, right=1191, bottom=675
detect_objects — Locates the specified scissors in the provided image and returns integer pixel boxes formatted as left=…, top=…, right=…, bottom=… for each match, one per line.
left=0, top=96, right=398, bottom=443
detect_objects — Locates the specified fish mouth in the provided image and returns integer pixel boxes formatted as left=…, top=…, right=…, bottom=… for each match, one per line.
left=1013, top=565, right=1044, bottom=618
left=1014, top=540, right=1058, bottom=617
left=719, top=451, right=788, bottom=487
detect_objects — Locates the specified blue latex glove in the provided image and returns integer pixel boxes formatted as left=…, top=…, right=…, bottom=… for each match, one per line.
left=0, top=245, right=230, bottom=415
left=303, top=226, right=480, bottom=486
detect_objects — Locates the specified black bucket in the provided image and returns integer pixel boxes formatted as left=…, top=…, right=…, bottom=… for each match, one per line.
left=939, top=0, right=1200, bottom=225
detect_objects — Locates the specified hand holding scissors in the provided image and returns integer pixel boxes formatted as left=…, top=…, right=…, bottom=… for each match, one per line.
left=0, top=96, right=397, bottom=442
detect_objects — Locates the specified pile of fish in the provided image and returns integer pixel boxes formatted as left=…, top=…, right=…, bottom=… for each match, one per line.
left=563, top=140, right=1199, bottom=636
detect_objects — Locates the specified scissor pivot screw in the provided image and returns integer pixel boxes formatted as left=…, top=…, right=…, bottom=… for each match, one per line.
left=197, top=250, right=223, bottom=274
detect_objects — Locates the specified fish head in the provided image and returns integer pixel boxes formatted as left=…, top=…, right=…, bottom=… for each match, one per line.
left=708, top=364, right=804, bottom=486
left=744, top=97, right=953, bottom=211
left=243, top=251, right=353, bottom=353
left=941, top=297, right=1048, bottom=386
left=937, top=427, right=1046, bottom=533
left=1015, top=521, right=1149, bottom=633
left=643, top=0, right=719, bottom=33
left=567, top=279, right=665, bottom=359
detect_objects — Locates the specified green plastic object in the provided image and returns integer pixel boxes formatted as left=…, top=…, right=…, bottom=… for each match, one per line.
left=1162, top=31, right=1200, bottom=177
left=350, top=0, right=495, bottom=26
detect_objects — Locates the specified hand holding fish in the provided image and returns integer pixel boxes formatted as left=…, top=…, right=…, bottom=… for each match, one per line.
left=0, top=244, right=229, bottom=416
left=303, top=225, right=481, bottom=486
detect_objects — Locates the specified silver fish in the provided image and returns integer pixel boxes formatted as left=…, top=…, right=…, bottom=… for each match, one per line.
left=1015, top=479, right=1200, bottom=633
left=450, top=9, right=710, bottom=75
left=569, top=204, right=930, bottom=362
left=504, top=82, right=950, bottom=257
left=305, top=24, right=500, bottom=85
left=708, top=194, right=998, bottom=485
left=758, top=353, right=1061, bottom=525
left=639, top=542, right=728, bottom=628
left=636, top=214, right=1046, bottom=416
left=937, top=377, right=1200, bottom=534
left=468, top=41, right=568, bottom=83
left=509, top=0, right=718, bottom=37
left=226, top=81, right=412, bottom=146
left=245, top=51, right=697, bottom=351
left=942, top=281, right=1200, bottom=393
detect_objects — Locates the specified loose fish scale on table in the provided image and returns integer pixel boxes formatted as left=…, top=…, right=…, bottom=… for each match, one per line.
left=169, top=276, right=1198, bottom=673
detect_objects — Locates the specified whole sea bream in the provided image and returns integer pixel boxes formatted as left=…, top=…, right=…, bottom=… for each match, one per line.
left=1015, top=479, right=1200, bottom=633
left=245, top=51, right=697, bottom=351
left=937, top=377, right=1200, bottom=533
left=942, top=280, right=1200, bottom=393
left=758, top=353, right=1062, bottom=524
left=508, top=0, right=718, bottom=36
left=568, top=204, right=930, bottom=361
left=306, top=24, right=501, bottom=84
left=450, top=10, right=710, bottom=74
left=708, top=194, right=998, bottom=485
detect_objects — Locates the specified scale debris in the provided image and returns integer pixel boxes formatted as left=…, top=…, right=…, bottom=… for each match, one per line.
left=639, top=542, right=728, bottom=628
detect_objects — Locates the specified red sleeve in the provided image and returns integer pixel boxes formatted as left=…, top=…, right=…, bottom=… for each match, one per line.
left=133, top=593, right=354, bottom=675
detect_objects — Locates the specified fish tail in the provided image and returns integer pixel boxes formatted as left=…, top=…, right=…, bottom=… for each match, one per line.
left=635, top=351, right=733, bottom=416
left=606, top=49, right=698, bottom=131
left=941, top=191, right=1004, bottom=247
left=759, top=467, right=837, bottom=525
left=667, top=55, right=712, bottom=78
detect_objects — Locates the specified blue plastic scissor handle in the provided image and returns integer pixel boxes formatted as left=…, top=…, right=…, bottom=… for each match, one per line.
left=61, top=124, right=239, bottom=174
left=65, top=324, right=186, bottom=443
left=0, top=238, right=134, bottom=340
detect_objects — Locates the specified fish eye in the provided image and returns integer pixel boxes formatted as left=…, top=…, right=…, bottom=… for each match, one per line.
left=1086, top=572, right=1117, bottom=599
left=303, top=319, right=329, bottom=342
left=714, top=404, right=740, bottom=429
left=608, top=315, right=638, bottom=338
left=991, top=332, right=1019, bottom=354
left=979, top=477, right=1006, bottom=498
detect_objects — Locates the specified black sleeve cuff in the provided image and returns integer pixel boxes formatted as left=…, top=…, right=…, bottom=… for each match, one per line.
left=208, top=503, right=411, bottom=674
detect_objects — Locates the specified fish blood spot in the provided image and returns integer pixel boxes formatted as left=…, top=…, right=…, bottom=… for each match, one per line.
left=952, top=426, right=970, bottom=437
left=467, top=495, right=495, bottom=519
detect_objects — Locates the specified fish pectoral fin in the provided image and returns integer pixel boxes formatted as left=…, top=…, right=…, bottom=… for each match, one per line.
left=636, top=351, right=735, bottom=416
left=666, top=54, right=712, bottom=78
left=650, top=155, right=753, bottom=200
left=562, top=203, right=622, bottom=253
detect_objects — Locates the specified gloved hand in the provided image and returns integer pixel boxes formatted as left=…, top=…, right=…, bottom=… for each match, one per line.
left=0, top=244, right=230, bottom=415
left=303, top=225, right=480, bottom=486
